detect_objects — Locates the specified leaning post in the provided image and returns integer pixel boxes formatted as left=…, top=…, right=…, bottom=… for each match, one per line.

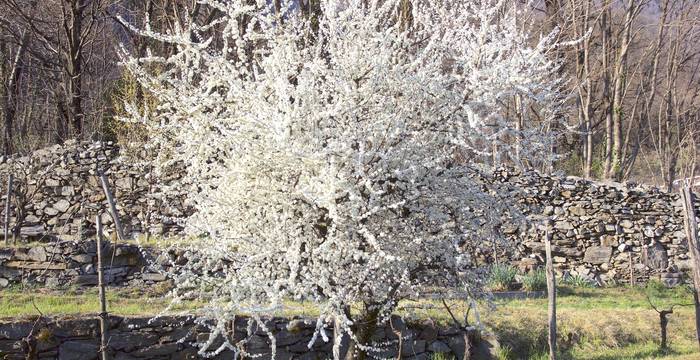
left=98, top=172, right=125, bottom=242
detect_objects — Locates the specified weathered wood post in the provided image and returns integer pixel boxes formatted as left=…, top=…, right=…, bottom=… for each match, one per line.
left=96, top=214, right=109, bottom=360
left=3, top=174, right=13, bottom=245
left=544, top=225, right=557, bottom=360
left=629, top=252, right=635, bottom=287
left=98, top=172, right=125, bottom=242
left=681, top=185, right=700, bottom=350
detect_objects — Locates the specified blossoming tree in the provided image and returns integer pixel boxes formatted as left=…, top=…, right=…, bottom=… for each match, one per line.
left=120, top=0, right=564, bottom=358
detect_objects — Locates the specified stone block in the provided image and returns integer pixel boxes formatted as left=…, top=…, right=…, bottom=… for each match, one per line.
left=583, top=246, right=612, bottom=264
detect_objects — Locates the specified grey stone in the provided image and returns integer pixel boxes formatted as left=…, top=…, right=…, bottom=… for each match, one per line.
left=555, top=221, right=574, bottom=230
left=583, top=246, right=612, bottom=264
left=427, top=340, right=451, bottom=353
left=27, top=247, right=47, bottom=262
left=643, top=242, right=669, bottom=271
left=57, top=340, right=99, bottom=360
left=401, top=339, right=426, bottom=356
left=141, top=273, right=166, bottom=282
left=53, top=199, right=71, bottom=213
left=108, top=332, right=159, bottom=352
left=71, top=254, right=93, bottom=264
left=0, top=278, right=9, bottom=287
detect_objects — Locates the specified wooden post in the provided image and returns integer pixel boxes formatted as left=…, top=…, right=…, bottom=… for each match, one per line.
left=96, top=214, right=109, bottom=360
left=681, top=185, right=700, bottom=351
left=544, top=228, right=557, bottom=360
left=98, top=172, right=125, bottom=242
left=3, top=174, right=13, bottom=245
left=629, top=252, right=635, bottom=287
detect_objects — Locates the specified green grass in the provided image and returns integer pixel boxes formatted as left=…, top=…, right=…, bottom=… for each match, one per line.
left=1, top=285, right=697, bottom=359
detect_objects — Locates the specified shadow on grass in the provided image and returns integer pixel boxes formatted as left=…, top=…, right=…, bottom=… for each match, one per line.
left=559, top=345, right=691, bottom=360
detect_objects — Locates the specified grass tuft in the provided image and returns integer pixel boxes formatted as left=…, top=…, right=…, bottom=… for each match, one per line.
left=488, top=264, right=518, bottom=291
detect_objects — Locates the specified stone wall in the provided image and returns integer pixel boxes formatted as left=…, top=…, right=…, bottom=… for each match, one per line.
left=0, top=240, right=170, bottom=288
left=490, top=168, right=698, bottom=285
left=0, top=141, right=698, bottom=286
left=0, top=140, right=189, bottom=243
left=0, top=315, right=493, bottom=360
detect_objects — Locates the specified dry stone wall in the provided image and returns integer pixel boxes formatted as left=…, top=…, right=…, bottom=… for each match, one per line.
left=0, top=315, right=494, bottom=360
left=0, top=140, right=189, bottom=242
left=489, top=168, right=698, bottom=286
left=0, top=240, right=170, bottom=288
left=0, top=141, right=697, bottom=287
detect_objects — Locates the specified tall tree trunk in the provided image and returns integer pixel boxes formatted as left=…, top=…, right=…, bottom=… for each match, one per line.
left=64, top=0, right=85, bottom=139
left=602, top=2, right=613, bottom=178
left=610, top=0, right=636, bottom=180
left=2, top=30, right=30, bottom=156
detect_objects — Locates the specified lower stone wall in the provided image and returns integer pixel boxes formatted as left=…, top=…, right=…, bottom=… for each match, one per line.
left=0, top=241, right=169, bottom=288
left=0, top=315, right=494, bottom=360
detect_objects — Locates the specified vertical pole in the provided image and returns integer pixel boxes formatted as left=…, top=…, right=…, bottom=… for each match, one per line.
left=681, top=186, right=700, bottom=351
left=96, top=214, right=109, bottom=360
left=629, top=252, right=635, bottom=287
left=98, top=172, right=125, bottom=242
left=545, top=227, right=557, bottom=360
left=3, top=174, right=13, bottom=245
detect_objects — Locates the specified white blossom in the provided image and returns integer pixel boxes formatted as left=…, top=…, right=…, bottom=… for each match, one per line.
left=121, top=0, right=565, bottom=357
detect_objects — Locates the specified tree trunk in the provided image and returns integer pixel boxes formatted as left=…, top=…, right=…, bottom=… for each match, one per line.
left=64, top=0, right=85, bottom=139
left=345, top=306, right=380, bottom=360
left=659, top=309, right=672, bottom=350
left=601, top=3, right=613, bottom=179
left=2, top=30, right=30, bottom=156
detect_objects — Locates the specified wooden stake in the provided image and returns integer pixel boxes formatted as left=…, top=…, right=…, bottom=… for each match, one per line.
left=98, top=172, right=125, bottom=242
left=629, top=252, right=635, bottom=287
left=544, top=228, right=557, bottom=360
left=96, top=214, right=109, bottom=360
left=3, top=174, right=13, bottom=245
left=681, top=186, right=700, bottom=351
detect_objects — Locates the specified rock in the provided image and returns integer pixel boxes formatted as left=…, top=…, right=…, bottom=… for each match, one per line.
left=72, top=275, right=98, bottom=286
left=0, top=278, right=8, bottom=287
left=569, top=206, right=586, bottom=216
left=21, top=225, right=45, bottom=237
left=108, top=332, right=159, bottom=352
left=660, top=272, right=683, bottom=287
left=643, top=242, right=669, bottom=271
left=71, top=254, right=93, bottom=264
left=53, top=199, right=71, bottom=213
left=427, top=340, right=451, bottom=353
left=555, top=221, right=574, bottom=230
left=27, top=247, right=47, bottom=262
left=401, top=339, right=426, bottom=356
left=57, top=340, right=99, bottom=360
left=583, top=246, right=612, bottom=264
left=25, top=214, right=40, bottom=223
left=600, top=235, right=618, bottom=247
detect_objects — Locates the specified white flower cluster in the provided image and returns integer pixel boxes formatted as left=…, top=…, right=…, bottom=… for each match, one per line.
left=121, top=0, right=564, bottom=357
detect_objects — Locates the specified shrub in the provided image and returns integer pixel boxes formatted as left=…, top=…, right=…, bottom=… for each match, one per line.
left=562, top=274, right=595, bottom=288
left=521, top=268, right=547, bottom=291
left=430, top=353, right=455, bottom=360
left=488, top=264, right=518, bottom=291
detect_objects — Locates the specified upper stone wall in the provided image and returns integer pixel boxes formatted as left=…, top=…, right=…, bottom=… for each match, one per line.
left=0, top=141, right=190, bottom=242
left=0, top=142, right=697, bottom=286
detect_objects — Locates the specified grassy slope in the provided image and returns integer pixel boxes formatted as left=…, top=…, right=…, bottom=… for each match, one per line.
left=0, top=285, right=697, bottom=360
